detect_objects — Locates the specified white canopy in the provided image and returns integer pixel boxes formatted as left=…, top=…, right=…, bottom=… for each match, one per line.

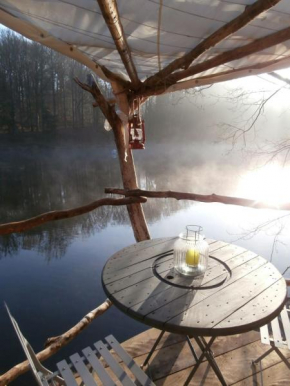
left=1, top=0, right=290, bottom=92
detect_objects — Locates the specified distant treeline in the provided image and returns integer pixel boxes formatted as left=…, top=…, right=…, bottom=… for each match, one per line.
left=0, top=29, right=212, bottom=142
left=0, top=29, right=107, bottom=133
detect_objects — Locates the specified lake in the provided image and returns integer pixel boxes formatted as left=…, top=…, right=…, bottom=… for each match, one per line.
left=1, top=131, right=290, bottom=385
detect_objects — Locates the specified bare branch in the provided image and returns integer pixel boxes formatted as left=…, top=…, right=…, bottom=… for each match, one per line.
left=97, top=0, right=140, bottom=88
left=221, top=87, right=282, bottom=148
left=105, top=188, right=290, bottom=211
left=269, top=71, right=290, bottom=86
left=168, top=26, right=290, bottom=84
left=144, top=0, right=282, bottom=88
left=139, top=25, right=290, bottom=98
left=0, top=300, right=112, bottom=386
left=0, top=196, right=147, bottom=235
left=74, top=77, right=119, bottom=127
left=99, top=64, right=131, bottom=89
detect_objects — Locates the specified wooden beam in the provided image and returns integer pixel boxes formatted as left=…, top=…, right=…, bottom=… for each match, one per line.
left=139, top=25, right=290, bottom=98
left=97, top=0, right=140, bottom=88
left=144, top=0, right=282, bottom=88
left=105, top=188, right=290, bottom=211
left=161, top=57, right=290, bottom=95
left=170, top=26, right=290, bottom=84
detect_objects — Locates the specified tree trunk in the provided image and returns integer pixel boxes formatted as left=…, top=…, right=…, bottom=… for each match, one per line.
left=74, top=77, right=150, bottom=242
left=110, top=81, right=150, bottom=242
left=112, top=118, right=150, bottom=241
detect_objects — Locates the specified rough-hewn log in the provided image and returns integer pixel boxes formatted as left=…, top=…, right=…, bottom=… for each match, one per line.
left=111, top=113, right=150, bottom=241
left=100, top=65, right=132, bottom=89
left=171, top=26, right=290, bottom=83
left=0, top=300, right=112, bottom=386
left=97, top=0, right=140, bottom=88
left=144, top=0, right=282, bottom=88
left=160, top=57, right=290, bottom=95
left=105, top=188, right=290, bottom=211
left=0, top=196, right=146, bottom=235
left=75, top=78, right=150, bottom=241
left=110, top=81, right=150, bottom=241
left=139, top=25, right=290, bottom=98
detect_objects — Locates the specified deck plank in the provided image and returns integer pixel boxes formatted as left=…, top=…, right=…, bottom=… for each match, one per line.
left=153, top=339, right=290, bottom=385
left=76, top=327, right=289, bottom=385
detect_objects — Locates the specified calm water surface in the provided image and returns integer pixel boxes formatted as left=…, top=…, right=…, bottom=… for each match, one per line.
left=1, top=132, right=290, bottom=385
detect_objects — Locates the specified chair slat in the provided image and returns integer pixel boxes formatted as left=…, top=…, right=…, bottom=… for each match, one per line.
left=260, top=324, right=270, bottom=345
left=69, top=353, right=97, bottom=386
left=271, top=317, right=284, bottom=348
left=105, top=335, right=154, bottom=386
left=94, top=341, right=135, bottom=386
left=56, top=360, right=78, bottom=386
left=280, top=306, right=290, bottom=350
left=82, top=347, right=116, bottom=386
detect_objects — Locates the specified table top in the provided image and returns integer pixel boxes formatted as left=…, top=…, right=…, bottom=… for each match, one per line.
left=102, top=238, right=287, bottom=336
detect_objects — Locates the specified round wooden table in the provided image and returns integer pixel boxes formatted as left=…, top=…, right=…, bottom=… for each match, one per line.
left=102, top=237, right=286, bottom=336
left=102, top=237, right=287, bottom=385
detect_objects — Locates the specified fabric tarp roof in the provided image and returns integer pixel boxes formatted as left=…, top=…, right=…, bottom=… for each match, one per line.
left=1, top=0, right=290, bottom=92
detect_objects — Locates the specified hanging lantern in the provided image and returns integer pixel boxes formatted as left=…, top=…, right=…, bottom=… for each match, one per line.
left=128, top=99, right=145, bottom=150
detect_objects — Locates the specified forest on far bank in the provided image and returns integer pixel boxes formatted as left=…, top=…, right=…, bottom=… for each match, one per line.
left=4, top=28, right=286, bottom=150
left=0, top=29, right=106, bottom=134
left=0, top=29, right=190, bottom=144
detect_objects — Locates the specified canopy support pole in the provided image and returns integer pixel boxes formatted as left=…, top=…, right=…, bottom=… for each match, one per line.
left=111, top=81, right=150, bottom=241
left=75, top=78, right=150, bottom=242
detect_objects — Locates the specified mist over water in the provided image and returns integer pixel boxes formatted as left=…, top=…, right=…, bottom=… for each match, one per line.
left=1, top=78, right=290, bottom=384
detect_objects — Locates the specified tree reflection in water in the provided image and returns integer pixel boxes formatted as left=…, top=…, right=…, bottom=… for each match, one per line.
left=0, top=133, right=194, bottom=259
left=1, top=132, right=290, bottom=386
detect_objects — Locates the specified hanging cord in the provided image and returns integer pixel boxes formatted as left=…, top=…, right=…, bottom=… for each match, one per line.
left=137, top=97, right=141, bottom=120
left=157, top=0, right=163, bottom=72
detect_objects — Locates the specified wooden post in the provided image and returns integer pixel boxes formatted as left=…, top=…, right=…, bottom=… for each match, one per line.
left=75, top=77, right=150, bottom=242
left=111, top=81, right=150, bottom=241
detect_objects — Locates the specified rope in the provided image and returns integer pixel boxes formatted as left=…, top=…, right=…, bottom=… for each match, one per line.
left=157, top=0, right=163, bottom=72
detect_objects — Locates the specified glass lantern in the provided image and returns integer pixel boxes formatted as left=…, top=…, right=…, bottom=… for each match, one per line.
left=173, top=225, right=209, bottom=277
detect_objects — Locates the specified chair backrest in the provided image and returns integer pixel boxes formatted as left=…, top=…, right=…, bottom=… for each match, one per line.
left=5, top=303, right=46, bottom=385
left=5, top=303, right=155, bottom=386
left=260, top=305, right=290, bottom=350
left=5, top=303, right=65, bottom=386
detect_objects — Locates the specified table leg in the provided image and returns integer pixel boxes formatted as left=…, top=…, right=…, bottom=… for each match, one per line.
left=200, top=336, right=214, bottom=356
left=184, top=336, right=227, bottom=386
left=141, top=330, right=165, bottom=368
left=186, top=336, right=199, bottom=363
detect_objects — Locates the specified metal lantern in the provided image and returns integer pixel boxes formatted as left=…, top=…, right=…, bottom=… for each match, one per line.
left=173, top=225, right=209, bottom=277
left=128, top=99, right=145, bottom=150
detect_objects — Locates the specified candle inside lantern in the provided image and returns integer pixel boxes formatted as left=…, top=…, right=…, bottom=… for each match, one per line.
left=185, top=249, right=200, bottom=266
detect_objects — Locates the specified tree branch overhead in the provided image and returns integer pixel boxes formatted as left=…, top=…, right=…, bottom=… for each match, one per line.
left=97, top=0, right=140, bottom=88
left=143, top=0, right=282, bottom=89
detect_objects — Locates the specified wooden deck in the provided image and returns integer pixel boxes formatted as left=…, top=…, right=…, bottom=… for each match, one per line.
left=116, top=327, right=290, bottom=386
